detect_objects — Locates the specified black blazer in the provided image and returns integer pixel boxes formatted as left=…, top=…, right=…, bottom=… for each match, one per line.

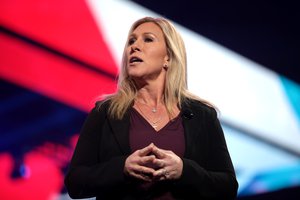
left=64, top=99, right=238, bottom=199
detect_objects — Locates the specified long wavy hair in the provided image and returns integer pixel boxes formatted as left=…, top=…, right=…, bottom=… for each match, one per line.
left=99, top=17, right=212, bottom=119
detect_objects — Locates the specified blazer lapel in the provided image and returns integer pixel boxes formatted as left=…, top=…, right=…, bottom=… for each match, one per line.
left=108, top=111, right=131, bottom=155
left=181, top=101, right=196, bottom=158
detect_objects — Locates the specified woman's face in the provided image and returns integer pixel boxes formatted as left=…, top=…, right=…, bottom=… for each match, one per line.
left=126, top=22, right=169, bottom=81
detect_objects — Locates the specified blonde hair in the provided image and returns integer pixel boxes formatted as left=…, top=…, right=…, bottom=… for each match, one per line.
left=100, top=17, right=212, bottom=119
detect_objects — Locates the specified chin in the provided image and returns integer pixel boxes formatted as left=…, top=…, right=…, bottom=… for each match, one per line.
left=127, top=69, right=144, bottom=77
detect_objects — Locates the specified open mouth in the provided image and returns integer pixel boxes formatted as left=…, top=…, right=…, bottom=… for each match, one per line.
left=129, top=56, right=143, bottom=63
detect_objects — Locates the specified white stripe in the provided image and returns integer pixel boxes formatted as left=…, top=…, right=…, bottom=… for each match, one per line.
left=86, top=0, right=300, bottom=154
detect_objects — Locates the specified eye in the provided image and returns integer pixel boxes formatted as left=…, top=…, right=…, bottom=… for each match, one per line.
left=144, top=37, right=153, bottom=43
left=128, top=38, right=136, bottom=45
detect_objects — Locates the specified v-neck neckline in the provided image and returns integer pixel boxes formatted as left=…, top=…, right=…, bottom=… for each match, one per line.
left=132, top=108, right=180, bottom=133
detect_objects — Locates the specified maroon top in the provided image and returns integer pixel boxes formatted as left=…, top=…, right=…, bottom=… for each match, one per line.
left=129, top=108, right=185, bottom=156
left=129, top=108, right=185, bottom=199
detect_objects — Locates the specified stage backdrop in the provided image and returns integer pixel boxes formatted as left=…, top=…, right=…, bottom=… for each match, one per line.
left=0, top=0, right=299, bottom=200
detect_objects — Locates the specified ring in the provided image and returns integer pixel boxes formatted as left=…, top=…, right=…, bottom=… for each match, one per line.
left=163, top=169, right=169, bottom=176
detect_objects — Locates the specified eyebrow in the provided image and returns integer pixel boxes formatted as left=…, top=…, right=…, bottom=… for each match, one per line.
left=129, top=32, right=158, bottom=38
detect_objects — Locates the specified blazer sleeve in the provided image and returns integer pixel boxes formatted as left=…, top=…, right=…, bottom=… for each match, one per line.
left=64, top=105, right=128, bottom=199
left=176, top=105, right=238, bottom=199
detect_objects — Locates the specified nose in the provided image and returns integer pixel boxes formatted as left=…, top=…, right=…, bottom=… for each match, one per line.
left=130, top=44, right=140, bottom=54
left=129, top=38, right=142, bottom=54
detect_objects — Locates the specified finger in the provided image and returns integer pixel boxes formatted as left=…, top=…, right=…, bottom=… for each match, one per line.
left=153, top=168, right=169, bottom=181
left=159, top=168, right=168, bottom=177
left=134, top=167, right=155, bottom=180
left=139, top=155, right=155, bottom=165
left=152, top=158, right=165, bottom=168
left=151, top=145, right=166, bottom=159
left=138, top=143, right=154, bottom=156
left=135, top=165, right=155, bottom=174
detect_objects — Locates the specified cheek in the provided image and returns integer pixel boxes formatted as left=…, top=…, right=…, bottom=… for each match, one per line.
left=149, top=48, right=167, bottom=62
left=125, top=48, right=131, bottom=59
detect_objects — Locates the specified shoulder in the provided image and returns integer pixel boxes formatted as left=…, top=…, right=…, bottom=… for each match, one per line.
left=85, top=100, right=111, bottom=120
left=95, top=99, right=111, bottom=111
left=182, top=98, right=218, bottom=119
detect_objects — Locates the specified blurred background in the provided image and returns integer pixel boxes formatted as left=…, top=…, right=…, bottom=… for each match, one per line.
left=0, top=0, right=299, bottom=199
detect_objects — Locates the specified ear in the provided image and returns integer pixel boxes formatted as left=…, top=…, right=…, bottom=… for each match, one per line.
left=164, top=54, right=170, bottom=62
left=163, top=63, right=168, bottom=70
left=163, top=55, right=169, bottom=67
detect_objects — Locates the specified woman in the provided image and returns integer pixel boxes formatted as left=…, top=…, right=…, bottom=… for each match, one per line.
left=64, top=17, right=238, bottom=199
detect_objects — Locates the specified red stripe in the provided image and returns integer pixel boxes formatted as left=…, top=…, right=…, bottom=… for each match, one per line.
left=0, top=33, right=117, bottom=112
left=0, top=0, right=118, bottom=75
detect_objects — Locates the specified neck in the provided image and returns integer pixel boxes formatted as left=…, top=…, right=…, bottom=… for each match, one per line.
left=136, top=90, right=163, bottom=108
left=134, top=72, right=166, bottom=106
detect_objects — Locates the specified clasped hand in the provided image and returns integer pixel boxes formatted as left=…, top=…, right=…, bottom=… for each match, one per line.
left=124, top=143, right=183, bottom=182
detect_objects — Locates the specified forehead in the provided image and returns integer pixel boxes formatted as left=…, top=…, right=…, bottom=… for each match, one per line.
left=131, top=22, right=164, bottom=37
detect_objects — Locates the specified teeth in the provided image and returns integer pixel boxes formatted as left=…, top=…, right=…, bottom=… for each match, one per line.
left=130, top=57, right=142, bottom=63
